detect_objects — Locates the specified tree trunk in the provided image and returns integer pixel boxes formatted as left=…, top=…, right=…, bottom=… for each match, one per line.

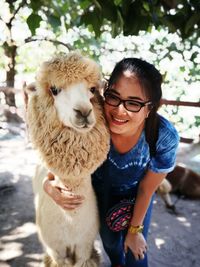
left=3, top=42, right=17, bottom=106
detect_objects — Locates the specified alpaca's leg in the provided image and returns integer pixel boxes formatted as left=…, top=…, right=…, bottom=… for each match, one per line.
left=74, top=243, right=100, bottom=267
left=43, top=254, right=58, bottom=267
left=44, top=249, right=75, bottom=267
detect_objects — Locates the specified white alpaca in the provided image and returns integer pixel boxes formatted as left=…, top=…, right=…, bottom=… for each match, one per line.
left=27, top=52, right=110, bottom=267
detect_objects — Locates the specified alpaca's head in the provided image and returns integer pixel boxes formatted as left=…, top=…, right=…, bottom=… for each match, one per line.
left=36, top=52, right=102, bottom=133
left=27, top=52, right=110, bottom=180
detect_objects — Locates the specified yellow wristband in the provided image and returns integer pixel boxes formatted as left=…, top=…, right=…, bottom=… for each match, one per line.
left=128, top=225, right=144, bottom=234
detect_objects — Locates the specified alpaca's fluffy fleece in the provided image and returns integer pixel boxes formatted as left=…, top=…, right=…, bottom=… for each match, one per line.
left=28, top=52, right=110, bottom=185
left=27, top=52, right=110, bottom=266
left=37, top=52, right=101, bottom=97
left=28, top=92, right=109, bottom=184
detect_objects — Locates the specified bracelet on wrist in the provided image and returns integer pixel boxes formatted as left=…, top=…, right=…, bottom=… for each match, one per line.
left=128, top=224, right=144, bottom=234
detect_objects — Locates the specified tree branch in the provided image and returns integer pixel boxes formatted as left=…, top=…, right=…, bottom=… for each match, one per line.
left=24, top=37, right=73, bottom=50
left=160, top=0, right=178, bottom=9
left=8, top=0, right=28, bottom=26
left=0, top=16, right=4, bottom=23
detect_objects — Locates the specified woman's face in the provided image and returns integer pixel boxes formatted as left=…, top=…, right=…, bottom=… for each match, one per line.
left=104, top=71, right=150, bottom=137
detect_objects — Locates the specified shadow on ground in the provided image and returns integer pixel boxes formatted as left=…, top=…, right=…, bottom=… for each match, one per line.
left=0, top=172, right=43, bottom=267
left=0, top=135, right=200, bottom=267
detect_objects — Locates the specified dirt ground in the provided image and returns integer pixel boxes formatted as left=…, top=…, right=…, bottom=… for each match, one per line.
left=0, top=124, right=200, bottom=267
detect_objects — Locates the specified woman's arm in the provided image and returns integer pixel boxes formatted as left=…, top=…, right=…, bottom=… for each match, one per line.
left=131, top=170, right=166, bottom=226
left=124, top=170, right=166, bottom=260
left=43, top=172, right=84, bottom=210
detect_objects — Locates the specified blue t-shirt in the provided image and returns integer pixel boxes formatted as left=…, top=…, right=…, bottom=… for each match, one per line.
left=92, top=115, right=179, bottom=197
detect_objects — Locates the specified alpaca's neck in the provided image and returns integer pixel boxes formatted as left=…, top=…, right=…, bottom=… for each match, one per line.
left=55, top=173, right=92, bottom=194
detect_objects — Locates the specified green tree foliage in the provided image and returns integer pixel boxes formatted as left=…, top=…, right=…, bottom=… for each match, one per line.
left=80, top=0, right=200, bottom=39
left=0, top=0, right=199, bottom=106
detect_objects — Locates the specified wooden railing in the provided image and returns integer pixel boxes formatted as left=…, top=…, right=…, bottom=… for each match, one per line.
left=161, top=99, right=200, bottom=108
left=161, top=99, right=200, bottom=143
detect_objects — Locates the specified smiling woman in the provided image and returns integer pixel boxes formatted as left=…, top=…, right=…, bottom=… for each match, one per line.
left=103, top=68, right=153, bottom=150
left=91, top=58, right=179, bottom=267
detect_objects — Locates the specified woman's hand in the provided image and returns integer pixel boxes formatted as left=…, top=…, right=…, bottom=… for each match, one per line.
left=43, top=175, right=84, bottom=211
left=124, top=232, right=147, bottom=261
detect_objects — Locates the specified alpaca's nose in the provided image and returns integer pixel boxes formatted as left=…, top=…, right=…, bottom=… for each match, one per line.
left=73, top=108, right=92, bottom=119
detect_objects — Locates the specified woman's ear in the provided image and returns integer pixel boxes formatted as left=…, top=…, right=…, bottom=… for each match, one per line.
left=146, top=106, right=153, bottom=118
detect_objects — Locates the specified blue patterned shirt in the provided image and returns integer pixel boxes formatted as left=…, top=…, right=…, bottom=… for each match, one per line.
left=92, top=115, right=179, bottom=197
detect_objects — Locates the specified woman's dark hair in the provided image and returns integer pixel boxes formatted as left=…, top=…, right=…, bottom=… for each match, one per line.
left=107, top=58, right=163, bottom=156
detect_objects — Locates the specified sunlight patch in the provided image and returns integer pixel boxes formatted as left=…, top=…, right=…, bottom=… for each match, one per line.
left=2, top=222, right=37, bottom=241
left=177, top=216, right=186, bottom=222
left=176, top=216, right=191, bottom=227
left=155, top=238, right=165, bottom=249
left=0, top=242, right=23, bottom=261
left=151, top=222, right=158, bottom=227
left=191, top=154, right=200, bottom=162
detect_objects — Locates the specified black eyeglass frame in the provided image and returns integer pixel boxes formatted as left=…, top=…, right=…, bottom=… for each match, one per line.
left=103, top=90, right=153, bottom=113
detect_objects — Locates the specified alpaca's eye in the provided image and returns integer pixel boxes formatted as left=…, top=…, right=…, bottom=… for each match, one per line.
left=90, top=87, right=96, bottom=94
left=50, top=86, right=61, bottom=96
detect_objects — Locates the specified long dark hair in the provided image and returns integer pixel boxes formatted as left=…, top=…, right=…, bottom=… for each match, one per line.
left=107, top=58, right=163, bottom=155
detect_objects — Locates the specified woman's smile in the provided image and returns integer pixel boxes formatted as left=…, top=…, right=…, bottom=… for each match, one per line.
left=111, top=115, right=129, bottom=125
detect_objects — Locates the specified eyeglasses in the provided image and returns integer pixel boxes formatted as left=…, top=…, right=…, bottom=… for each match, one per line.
left=104, top=91, right=152, bottom=113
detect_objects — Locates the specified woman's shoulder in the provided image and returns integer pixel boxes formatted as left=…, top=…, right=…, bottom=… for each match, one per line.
left=157, top=114, right=179, bottom=147
left=149, top=115, right=179, bottom=173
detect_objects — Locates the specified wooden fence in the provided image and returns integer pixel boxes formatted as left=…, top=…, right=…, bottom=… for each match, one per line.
left=161, top=99, right=200, bottom=143
left=161, top=99, right=200, bottom=108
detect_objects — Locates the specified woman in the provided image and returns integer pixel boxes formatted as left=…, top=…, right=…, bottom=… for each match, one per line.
left=43, top=58, right=179, bottom=267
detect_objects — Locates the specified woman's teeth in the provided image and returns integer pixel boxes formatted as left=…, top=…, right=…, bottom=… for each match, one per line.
left=113, top=117, right=128, bottom=123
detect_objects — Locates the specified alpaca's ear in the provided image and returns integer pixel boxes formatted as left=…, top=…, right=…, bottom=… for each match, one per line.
left=23, top=82, right=36, bottom=109
left=98, top=79, right=108, bottom=97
